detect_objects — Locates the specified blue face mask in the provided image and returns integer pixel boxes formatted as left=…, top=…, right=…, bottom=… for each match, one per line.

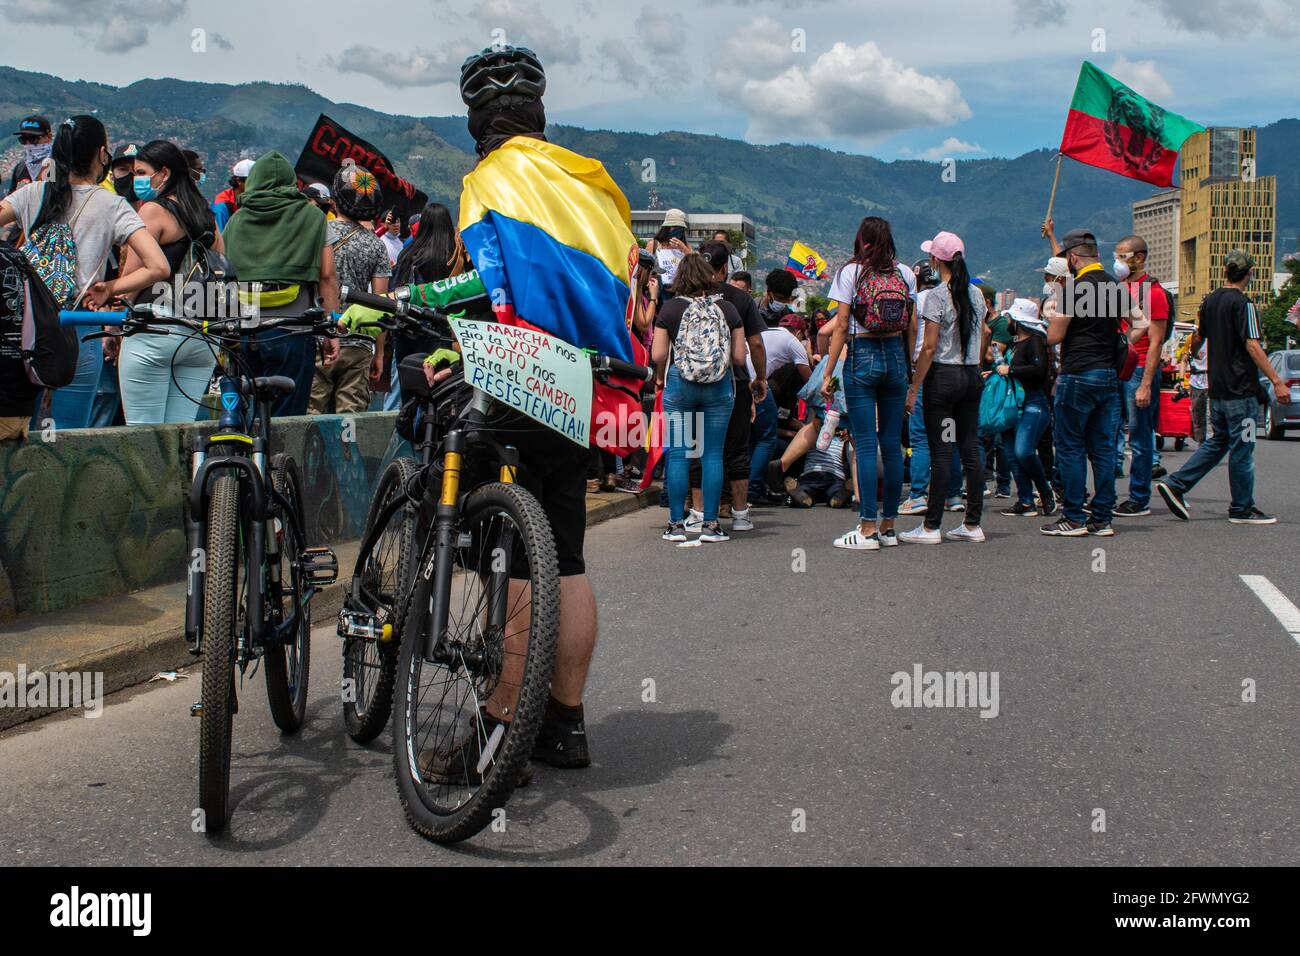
left=197, top=172, right=207, bottom=187
left=133, top=174, right=159, bottom=202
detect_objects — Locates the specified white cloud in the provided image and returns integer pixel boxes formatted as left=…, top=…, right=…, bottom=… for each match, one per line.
left=1108, top=56, right=1174, bottom=102
left=597, top=38, right=645, bottom=86
left=714, top=17, right=970, bottom=144
left=918, top=137, right=985, bottom=161
left=1154, top=0, right=1300, bottom=34
left=3, top=0, right=185, bottom=54
left=332, top=41, right=476, bottom=88
left=635, top=5, right=687, bottom=56
left=468, top=0, right=582, bottom=66
left=1012, top=0, right=1069, bottom=26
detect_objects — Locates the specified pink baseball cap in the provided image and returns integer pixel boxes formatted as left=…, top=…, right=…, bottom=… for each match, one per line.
left=921, top=231, right=966, bottom=262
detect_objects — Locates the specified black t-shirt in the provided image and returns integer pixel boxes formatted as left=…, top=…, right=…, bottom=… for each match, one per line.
left=714, top=281, right=763, bottom=382
left=1060, top=266, right=1129, bottom=375
left=1199, top=287, right=1262, bottom=400
left=655, top=295, right=743, bottom=354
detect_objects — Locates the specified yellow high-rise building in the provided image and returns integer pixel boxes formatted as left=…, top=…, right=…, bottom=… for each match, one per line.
left=1179, top=128, right=1276, bottom=320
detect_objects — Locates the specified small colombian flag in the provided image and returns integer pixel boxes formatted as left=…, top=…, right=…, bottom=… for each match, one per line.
left=785, top=241, right=830, bottom=281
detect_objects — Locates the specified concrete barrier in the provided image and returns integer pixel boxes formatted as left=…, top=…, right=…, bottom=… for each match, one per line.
left=0, top=414, right=398, bottom=620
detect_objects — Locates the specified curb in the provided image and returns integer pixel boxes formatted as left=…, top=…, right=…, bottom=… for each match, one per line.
left=0, top=486, right=659, bottom=733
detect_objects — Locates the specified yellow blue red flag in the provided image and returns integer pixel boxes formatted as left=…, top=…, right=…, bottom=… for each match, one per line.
left=785, top=241, right=829, bottom=281
left=459, top=137, right=638, bottom=363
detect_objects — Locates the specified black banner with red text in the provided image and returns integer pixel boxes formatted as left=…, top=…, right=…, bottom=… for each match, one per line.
left=294, top=113, right=428, bottom=221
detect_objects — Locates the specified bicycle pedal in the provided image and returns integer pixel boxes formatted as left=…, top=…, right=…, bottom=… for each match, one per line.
left=338, top=608, right=392, bottom=643
left=299, top=546, right=338, bottom=586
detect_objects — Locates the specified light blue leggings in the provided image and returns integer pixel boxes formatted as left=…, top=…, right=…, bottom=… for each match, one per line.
left=118, top=331, right=218, bottom=425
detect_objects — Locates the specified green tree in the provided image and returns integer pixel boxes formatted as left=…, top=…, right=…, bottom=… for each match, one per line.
left=1259, top=255, right=1300, bottom=351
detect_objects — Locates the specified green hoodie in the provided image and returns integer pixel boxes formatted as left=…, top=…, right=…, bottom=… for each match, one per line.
left=222, top=151, right=327, bottom=284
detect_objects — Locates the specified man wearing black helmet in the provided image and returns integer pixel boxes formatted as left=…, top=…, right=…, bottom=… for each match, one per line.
left=429, top=45, right=643, bottom=770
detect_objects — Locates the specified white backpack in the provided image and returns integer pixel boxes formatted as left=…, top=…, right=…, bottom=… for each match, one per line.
left=673, top=294, right=730, bottom=384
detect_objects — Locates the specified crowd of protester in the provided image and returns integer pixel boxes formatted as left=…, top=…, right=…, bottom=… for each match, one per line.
left=0, top=114, right=1293, bottom=542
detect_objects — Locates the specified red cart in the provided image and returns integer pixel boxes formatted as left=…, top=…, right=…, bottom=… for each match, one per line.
left=1157, top=387, right=1193, bottom=451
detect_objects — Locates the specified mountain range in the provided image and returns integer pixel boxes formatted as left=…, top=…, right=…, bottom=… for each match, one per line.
left=3, top=66, right=1297, bottom=292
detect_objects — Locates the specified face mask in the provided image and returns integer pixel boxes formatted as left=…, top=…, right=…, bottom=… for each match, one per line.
left=113, top=174, right=137, bottom=202
left=23, top=143, right=51, bottom=174
left=133, top=174, right=160, bottom=202
left=197, top=172, right=207, bottom=187
left=1043, top=282, right=1058, bottom=297
left=1112, top=259, right=1132, bottom=281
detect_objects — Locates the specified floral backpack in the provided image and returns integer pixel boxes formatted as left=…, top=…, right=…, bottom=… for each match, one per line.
left=21, top=184, right=95, bottom=308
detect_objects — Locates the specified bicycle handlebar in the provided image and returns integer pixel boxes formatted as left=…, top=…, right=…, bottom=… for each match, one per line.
left=340, top=286, right=447, bottom=331
left=59, top=305, right=335, bottom=337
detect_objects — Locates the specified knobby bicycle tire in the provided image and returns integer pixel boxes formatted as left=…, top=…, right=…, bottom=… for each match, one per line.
left=265, top=455, right=311, bottom=733
left=198, top=474, right=240, bottom=834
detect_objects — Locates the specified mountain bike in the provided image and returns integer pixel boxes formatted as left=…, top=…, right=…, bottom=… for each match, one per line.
left=336, top=287, right=651, bottom=843
left=61, top=304, right=340, bottom=833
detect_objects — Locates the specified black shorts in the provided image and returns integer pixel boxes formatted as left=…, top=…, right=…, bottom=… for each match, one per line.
left=427, top=412, right=589, bottom=578
left=690, top=378, right=753, bottom=485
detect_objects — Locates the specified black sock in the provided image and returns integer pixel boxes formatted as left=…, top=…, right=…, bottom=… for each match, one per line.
left=547, top=696, right=584, bottom=721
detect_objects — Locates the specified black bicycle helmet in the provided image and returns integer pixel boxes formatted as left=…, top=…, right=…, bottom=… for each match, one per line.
left=460, top=45, right=546, bottom=110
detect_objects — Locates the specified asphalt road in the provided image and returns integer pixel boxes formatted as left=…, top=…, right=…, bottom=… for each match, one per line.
left=3, top=437, right=1298, bottom=865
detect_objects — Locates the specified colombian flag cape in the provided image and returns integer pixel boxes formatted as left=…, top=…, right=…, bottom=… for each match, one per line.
left=460, top=136, right=646, bottom=454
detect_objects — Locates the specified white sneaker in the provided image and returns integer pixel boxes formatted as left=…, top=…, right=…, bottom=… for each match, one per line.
left=731, top=507, right=754, bottom=532
left=945, top=524, right=986, bottom=543
left=684, top=509, right=704, bottom=532
left=879, top=528, right=899, bottom=547
left=833, top=529, right=880, bottom=551
left=899, top=525, right=942, bottom=545
left=898, top=496, right=928, bottom=515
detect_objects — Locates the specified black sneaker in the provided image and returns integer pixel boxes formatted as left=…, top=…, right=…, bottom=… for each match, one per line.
left=1152, top=465, right=1168, bottom=479
left=1000, top=501, right=1039, bottom=517
left=1228, top=508, right=1277, bottom=525
left=1041, top=517, right=1088, bottom=537
left=1086, top=520, right=1115, bottom=536
left=663, top=522, right=687, bottom=542
left=418, top=712, right=533, bottom=787
left=1114, top=500, right=1151, bottom=517
left=1156, top=481, right=1189, bottom=520
left=1039, top=494, right=1057, bottom=517
left=532, top=711, right=591, bottom=768
left=766, top=459, right=786, bottom=496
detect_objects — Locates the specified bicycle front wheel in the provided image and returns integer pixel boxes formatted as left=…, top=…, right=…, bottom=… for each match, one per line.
left=344, top=457, right=420, bottom=743
left=198, top=474, right=240, bottom=833
left=392, top=482, right=559, bottom=844
left=265, top=455, right=311, bottom=733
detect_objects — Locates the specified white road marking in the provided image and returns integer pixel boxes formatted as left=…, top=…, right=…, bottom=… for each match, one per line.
left=1240, top=575, right=1300, bottom=646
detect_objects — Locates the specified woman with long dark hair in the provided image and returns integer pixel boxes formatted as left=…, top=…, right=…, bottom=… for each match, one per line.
left=0, top=116, right=169, bottom=432
left=820, top=216, right=915, bottom=551
left=901, top=231, right=988, bottom=544
left=116, top=139, right=225, bottom=424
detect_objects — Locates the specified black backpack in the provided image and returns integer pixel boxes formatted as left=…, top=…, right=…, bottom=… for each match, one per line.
left=0, top=242, right=78, bottom=389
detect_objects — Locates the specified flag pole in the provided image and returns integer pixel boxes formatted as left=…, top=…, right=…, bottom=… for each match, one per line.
left=1045, top=153, right=1064, bottom=223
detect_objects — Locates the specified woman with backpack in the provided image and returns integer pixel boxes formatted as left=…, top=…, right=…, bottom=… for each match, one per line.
left=993, top=299, right=1057, bottom=518
left=0, top=115, right=169, bottom=433
left=651, top=253, right=746, bottom=543
left=820, top=216, right=914, bottom=551
left=901, top=231, right=988, bottom=544
left=115, top=140, right=226, bottom=424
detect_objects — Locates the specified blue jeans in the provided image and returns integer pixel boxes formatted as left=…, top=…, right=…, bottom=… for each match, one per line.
left=1116, top=372, right=1162, bottom=471
left=1122, top=372, right=1159, bottom=507
left=242, top=331, right=315, bottom=417
left=1054, top=369, right=1120, bottom=524
left=1165, top=396, right=1260, bottom=516
left=843, top=337, right=907, bottom=522
left=1007, top=389, right=1052, bottom=506
left=663, top=367, right=733, bottom=523
left=908, top=383, right=962, bottom=501
left=748, top=389, right=779, bottom=501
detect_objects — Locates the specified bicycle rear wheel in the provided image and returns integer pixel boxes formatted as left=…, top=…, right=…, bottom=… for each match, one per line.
left=265, top=455, right=311, bottom=733
left=392, top=482, right=559, bottom=844
left=344, top=457, right=421, bottom=743
left=198, top=474, right=240, bottom=833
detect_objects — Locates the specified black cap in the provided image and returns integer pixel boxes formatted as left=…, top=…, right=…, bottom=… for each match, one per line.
left=13, top=115, right=51, bottom=137
left=112, top=142, right=141, bottom=163
left=1058, top=229, right=1097, bottom=254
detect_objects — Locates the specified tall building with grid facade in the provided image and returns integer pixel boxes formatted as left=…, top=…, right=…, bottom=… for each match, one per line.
left=1131, top=188, right=1180, bottom=289
left=1178, top=127, right=1276, bottom=319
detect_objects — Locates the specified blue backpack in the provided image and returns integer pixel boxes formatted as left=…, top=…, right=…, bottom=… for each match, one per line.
left=979, top=371, right=1024, bottom=437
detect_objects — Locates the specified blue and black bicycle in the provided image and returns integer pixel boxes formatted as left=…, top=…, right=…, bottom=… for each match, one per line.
left=61, top=305, right=340, bottom=833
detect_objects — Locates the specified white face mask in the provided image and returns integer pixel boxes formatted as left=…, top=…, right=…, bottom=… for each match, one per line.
left=1043, top=281, right=1058, bottom=296
left=1112, top=259, right=1132, bottom=281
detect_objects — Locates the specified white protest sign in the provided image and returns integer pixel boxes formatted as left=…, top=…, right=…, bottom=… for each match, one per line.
left=448, top=318, right=593, bottom=447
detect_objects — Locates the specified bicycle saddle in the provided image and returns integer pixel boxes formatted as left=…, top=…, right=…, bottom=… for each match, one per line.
left=252, top=376, right=297, bottom=395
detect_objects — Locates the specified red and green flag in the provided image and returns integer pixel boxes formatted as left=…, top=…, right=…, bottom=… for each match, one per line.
left=1059, top=61, right=1204, bottom=187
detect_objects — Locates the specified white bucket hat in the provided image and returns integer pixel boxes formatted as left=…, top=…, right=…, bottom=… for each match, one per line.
left=1004, top=298, right=1047, bottom=335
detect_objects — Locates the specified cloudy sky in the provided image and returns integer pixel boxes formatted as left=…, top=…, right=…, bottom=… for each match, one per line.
left=2, top=0, right=1296, bottom=159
